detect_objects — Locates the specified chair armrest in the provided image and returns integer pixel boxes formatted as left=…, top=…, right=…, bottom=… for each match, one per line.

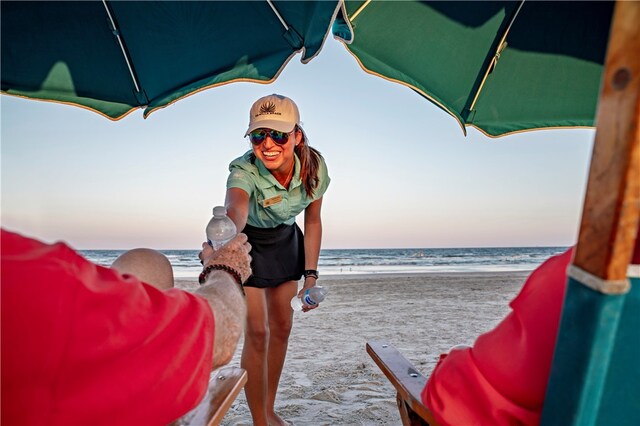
left=173, top=366, right=247, bottom=426
left=367, top=341, right=438, bottom=426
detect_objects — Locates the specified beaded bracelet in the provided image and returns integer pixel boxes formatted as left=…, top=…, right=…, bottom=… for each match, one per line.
left=199, top=264, right=245, bottom=296
left=303, top=269, right=319, bottom=279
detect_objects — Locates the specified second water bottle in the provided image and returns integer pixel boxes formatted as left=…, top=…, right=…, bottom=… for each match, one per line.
left=291, top=286, right=328, bottom=311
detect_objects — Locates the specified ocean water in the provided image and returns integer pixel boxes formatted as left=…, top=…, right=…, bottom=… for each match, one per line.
left=81, top=246, right=568, bottom=279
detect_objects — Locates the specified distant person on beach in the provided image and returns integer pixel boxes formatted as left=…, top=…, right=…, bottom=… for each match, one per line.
left=1, top=228, right=251, bottom=425
left=222, top=93, right=330, bottom=426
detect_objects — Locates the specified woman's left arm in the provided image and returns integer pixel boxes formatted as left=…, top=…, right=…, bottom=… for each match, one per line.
left=301, top=196, right=323, bottom=293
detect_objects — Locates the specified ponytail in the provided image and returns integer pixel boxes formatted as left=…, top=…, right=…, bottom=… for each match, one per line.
left=294, top=127, right=323, bottom=199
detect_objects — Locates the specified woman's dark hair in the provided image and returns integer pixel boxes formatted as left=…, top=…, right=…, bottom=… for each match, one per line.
left=293, top=126, right=323, bottom=198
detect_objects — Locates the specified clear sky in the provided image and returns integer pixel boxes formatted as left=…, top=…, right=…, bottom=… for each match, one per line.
left=1, top=37, right=594, bottom=250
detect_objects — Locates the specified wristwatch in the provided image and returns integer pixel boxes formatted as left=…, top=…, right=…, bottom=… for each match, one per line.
left=303, top=269, right=319, bottom=279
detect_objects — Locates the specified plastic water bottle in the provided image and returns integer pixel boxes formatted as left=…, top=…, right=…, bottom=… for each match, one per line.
left=291, top=286, right=328, bottom=311
left=206, top=206, right=237, bottom=250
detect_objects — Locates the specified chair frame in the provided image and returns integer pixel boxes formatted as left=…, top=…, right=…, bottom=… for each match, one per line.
left=172, top=366, right=247, bottom=426
left=367, top=341, right=437, bottom=426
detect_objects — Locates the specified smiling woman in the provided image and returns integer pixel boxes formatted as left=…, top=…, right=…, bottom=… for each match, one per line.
left=213, top=93, right=331, bottom=426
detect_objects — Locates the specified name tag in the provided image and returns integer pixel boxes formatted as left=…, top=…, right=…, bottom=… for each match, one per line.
left=262, top=195, right=283, bottom=207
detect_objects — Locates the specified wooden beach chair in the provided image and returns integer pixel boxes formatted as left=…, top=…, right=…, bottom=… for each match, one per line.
left=367, top=1, right=640, bottom=425
left=172, top=366, right=247, bottom=426
left=366, top=341, right=438, bottom=426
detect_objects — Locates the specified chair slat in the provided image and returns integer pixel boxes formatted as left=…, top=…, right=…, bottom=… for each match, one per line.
left=366, top=341, right=439, bottom=426
left=173, top=366, right=247, bottom=426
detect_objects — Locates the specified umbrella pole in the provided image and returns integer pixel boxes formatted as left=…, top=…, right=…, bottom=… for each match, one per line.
left=541, top=1, right=640, bottom=425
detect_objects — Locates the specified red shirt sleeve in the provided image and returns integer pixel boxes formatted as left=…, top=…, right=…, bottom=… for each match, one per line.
left=1, top=229, right=215, bottom=426
left=422, top=249, right=573, bottom=426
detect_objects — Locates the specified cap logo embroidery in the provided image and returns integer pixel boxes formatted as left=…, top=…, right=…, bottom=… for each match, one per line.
left=256, top=101, right=281, bottom=117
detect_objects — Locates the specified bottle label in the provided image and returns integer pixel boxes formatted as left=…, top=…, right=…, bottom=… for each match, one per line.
left=303, top=292, right=317, bottom=306
left=208, top=237, right=233, bottom=250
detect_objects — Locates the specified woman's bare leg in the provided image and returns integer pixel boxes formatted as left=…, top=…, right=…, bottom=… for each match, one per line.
left=241, top=287, right=269, bottom=426
left=265, top=280, right=297, bottom=425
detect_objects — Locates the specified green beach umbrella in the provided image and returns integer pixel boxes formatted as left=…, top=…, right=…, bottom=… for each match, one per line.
left=1, top=0, right=341, bottom=120
left=332, top=1, right=614, bottom=137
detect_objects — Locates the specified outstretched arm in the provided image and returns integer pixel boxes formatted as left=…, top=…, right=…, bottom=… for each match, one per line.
left=225, top=187, right=250, bottom=232
left=197, top=234, right=251, bottom=369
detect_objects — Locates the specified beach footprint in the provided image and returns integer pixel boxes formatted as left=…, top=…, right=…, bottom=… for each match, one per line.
left=310, top=389, right=342, bottom=403
left=290, top=371, right=312, bottom=387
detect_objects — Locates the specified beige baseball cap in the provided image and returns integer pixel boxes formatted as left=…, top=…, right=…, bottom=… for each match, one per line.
left=245, top=94, right=300, bottom=136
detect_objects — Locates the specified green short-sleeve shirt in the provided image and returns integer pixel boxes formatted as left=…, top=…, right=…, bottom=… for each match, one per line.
left=226, top=151, right=330, bottom=228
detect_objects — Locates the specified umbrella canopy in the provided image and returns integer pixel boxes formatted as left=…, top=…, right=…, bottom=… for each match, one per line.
left=332, top=1, right=614, bottom=137
left=1, top=0, right=341, bottom=120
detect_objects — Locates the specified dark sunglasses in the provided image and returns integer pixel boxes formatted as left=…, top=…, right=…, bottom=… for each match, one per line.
left=248, top=128, right=291, bottom=146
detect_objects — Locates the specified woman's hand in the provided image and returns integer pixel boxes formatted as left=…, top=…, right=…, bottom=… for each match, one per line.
left=298, top=276, right=319, bottom=312
left=199, top=233, right=252, bottom=283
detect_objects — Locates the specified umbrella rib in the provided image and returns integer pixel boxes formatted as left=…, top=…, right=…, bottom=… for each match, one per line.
left=102, top=0, right=142, bottom=95
left=467, top=0, right=525, bottom=113
left=265, top=0, right=304, bottom=51
left=350, top=0, right=372, bottom=21
left=266, top=0, right=289, bottom=30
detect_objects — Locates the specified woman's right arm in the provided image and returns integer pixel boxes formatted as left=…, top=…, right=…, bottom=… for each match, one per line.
left=225, top=187, right=250, bottom=232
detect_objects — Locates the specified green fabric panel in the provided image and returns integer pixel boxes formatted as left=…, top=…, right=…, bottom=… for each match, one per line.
left=1, top=1, right=339, bottom=120
left=473, top=50, right=604, bottom=136
left=337, top=1, right=613, bottom=137
left=343, top=0, right=367, bottom=17
left=473, top=2, right=613, bottom=136
left=596, top=276, right=640, bottom=425
left=541, top=277, right=627, bottom=426
left=1, top=90, right=137, bottom=120
left=141, top=1, right=341, bottom=115
left=144, top=54, right=291, bottom=116
left=110, top=2, right=298, bottom=101
left=343, top=1, right=511, bottom=127
left=1, top=1, right=140, bottom=119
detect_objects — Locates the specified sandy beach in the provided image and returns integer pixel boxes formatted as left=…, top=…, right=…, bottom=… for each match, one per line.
left=177, top=270, right=531, bottom=425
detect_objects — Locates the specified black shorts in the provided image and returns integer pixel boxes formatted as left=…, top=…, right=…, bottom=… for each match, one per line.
left=243, top=223, right=305, bottom=288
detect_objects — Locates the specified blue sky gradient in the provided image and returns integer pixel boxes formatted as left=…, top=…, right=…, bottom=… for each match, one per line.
left=1, top=38, right=594, bottom=249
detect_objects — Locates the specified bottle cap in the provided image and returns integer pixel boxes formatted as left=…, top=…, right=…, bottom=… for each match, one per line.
left=212, top=206, right=227, bottom=216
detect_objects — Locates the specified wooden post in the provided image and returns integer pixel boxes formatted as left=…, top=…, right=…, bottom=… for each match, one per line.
left=542, top=3, right=640, bottom=425
left=572, top=0, right=640, bottom=290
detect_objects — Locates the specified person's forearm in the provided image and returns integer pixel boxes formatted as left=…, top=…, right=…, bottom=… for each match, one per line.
left=225, top=188, right=249, bottom=232
left=304, top=221, right=322, bottom=270
left=195, top=270, right=246, bottom=370
left=226, top=205, right=248, bottom=233
left=303, top=198, right=323, bottom=289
